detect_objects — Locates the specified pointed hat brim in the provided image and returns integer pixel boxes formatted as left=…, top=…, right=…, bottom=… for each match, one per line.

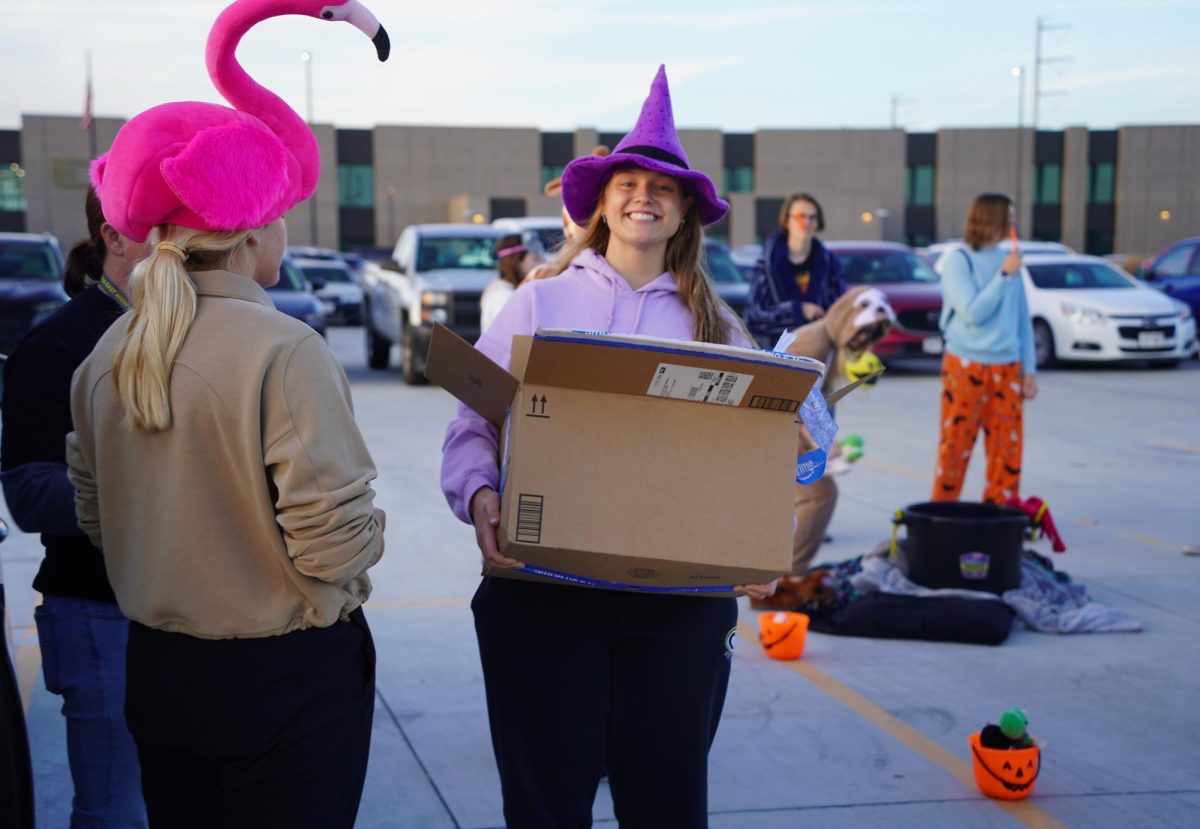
left=560, top=153, right=729, bottom=227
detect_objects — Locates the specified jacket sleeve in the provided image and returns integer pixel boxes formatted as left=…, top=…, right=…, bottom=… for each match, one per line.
left=1, top=337, right=87, bottom=535
left=1, top=463, right=84, bottom=536
left=747, top=257, right=792, bottom=334
left=65, top=403, right=104, bottom=551
left=441, top=283, right=536, bottom=524
left=940, top=249, right=1008, bottom=327
left=264, top=334, right=383, bottom=585
left=825, top=246, right=848, bottom=305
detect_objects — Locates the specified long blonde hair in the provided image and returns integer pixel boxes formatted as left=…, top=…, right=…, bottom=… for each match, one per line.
left=548, top=183, right=750, bottom=345
left=112, top=225, right=254, bottom=432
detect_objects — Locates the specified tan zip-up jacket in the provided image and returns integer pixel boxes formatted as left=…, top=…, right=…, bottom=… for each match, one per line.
left=66, top=270, right=383, bottom=639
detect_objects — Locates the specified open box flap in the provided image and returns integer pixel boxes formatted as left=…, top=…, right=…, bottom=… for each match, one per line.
left=425, top=323, right=518, bottom=428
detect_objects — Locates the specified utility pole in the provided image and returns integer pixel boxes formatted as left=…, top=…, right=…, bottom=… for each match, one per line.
left=890, top=94, right=915, bottom=130
left=1033, top=16, right=1071, bottom=130
left=1012, top=66, right=1025, bottom=214
left=300, top=50, right=318, bottom=247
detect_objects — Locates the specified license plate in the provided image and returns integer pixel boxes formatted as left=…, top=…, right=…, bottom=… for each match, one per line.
left=1138, top=331, right=1165, bottom=347
left=321, top=301, right=337, bottom=315
left=922, top=336, right=944, bottom=354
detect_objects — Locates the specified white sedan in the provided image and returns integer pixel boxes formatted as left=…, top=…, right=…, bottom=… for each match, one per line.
left=1023, top=253, right=1197, bottom=367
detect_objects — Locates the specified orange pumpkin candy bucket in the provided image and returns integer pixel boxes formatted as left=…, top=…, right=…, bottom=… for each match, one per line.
left=968, top=732, right=1041, bottom=800
left=757, top=611, right=809, bottom=660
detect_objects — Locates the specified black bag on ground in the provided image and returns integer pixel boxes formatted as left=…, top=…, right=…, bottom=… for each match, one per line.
left=810, top=593, right=1015, bottom=646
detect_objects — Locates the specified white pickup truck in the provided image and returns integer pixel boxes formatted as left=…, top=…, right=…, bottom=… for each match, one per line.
left=361, top=223, right=504, bottom=384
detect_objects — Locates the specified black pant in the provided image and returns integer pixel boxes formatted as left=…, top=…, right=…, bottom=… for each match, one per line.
left=472, top=577, right=738, bottom=829
left=125, top=609, right=375, bottom=829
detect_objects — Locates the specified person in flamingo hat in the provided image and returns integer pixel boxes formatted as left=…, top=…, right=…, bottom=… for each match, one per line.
left=64, top=2, right=389, bottom=825
left=442, top=65, right=776, bottom=828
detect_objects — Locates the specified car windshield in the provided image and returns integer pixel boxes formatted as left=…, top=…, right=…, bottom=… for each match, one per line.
left=703, top=245, right=746, bottom=284
left=1028, top=262, right=1135, bottom=290
left=270, top=259, right=306, bottom=292
left=416, top=237, right=497, bottom=271
left=837, top=250, right=938, bottom=284
left=533, top=227, right=565, bottom=255
left=300, top=265, right=354, bottom=284
left=0, top=241, right=59, bottom=281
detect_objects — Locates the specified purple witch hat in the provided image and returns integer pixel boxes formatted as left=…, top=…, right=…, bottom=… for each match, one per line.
left=560, top=65, right=729, bottom=227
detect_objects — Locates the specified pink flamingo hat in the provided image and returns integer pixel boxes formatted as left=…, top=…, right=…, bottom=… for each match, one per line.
left=90, top=0, right=390, bottom=243
left=560, top=65, right=729, bottom=227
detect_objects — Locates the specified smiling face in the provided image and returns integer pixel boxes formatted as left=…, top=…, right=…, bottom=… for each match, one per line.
left=601, top=167, right=692, bottom=252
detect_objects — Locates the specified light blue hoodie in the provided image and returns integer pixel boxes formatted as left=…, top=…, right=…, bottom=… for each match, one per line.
left=938, top=244, right=1036, bottom=374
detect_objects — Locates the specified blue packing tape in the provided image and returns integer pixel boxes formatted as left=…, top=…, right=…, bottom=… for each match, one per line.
left=514, top=563, right=734, bottom=594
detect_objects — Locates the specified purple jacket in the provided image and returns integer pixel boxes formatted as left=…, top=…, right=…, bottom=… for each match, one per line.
left=441, top=247, right=753, bottom=524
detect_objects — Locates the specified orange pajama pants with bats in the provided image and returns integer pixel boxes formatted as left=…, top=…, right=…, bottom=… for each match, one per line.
left=931, top=352, right=1024, bottom=504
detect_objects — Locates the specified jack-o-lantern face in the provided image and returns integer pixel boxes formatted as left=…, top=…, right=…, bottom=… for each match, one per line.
left=969, top=733, right=1040, bottom=800
left=757, top=611, right=809, bottom=660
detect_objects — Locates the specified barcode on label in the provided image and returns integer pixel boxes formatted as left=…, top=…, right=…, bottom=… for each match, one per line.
left=749, top=395, right=800, bottom=412
left=647, top=363, right=753, bottom=406
left=515, top=494, right=544, bottom=544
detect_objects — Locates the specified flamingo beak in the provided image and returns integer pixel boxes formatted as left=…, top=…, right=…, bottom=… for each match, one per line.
left=340, top=0, right=391, bottom=61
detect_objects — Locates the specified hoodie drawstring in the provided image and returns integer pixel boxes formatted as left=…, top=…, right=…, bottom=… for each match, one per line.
left=605, top=277, right=618, bottom=331
left=632, top=292, right=649, bottom=333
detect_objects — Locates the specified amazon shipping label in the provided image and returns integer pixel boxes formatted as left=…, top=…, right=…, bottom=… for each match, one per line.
left=646, top=363, right=752, bottom=406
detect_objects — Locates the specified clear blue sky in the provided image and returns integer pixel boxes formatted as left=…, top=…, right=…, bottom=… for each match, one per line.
left=5, top=0, right=1198, bottom=133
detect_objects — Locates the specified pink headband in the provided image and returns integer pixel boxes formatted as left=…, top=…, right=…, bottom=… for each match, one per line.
left=497, top=244, right=528, bottom=258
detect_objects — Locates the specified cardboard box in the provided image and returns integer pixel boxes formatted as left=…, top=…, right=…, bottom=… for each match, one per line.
left=427, top=324, right=825, bottom=594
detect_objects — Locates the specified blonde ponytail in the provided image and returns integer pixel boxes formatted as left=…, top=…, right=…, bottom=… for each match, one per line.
left=112, top=225, right=253, bottom=432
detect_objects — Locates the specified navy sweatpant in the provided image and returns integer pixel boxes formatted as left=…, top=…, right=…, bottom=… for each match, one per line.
left=125, top=608, right=375, bottom=829
left=472, top=577, right=738, bottom=829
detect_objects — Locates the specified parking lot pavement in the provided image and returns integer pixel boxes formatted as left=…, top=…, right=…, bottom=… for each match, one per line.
left=4, top=327, right=1198, bottom=828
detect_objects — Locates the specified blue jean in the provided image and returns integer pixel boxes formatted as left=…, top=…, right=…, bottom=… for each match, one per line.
left=35, top=595, right=146, bottom=829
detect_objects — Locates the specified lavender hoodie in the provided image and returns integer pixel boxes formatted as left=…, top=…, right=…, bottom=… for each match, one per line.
left=441, top=247, right=753, bottom=524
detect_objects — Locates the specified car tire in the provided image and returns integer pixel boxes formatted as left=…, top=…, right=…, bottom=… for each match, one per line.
left=401, top=326, right=427, bottom=386
left=366, top=325, right=391, bottom=370
left=1033, top=319, right=1056, bottom=368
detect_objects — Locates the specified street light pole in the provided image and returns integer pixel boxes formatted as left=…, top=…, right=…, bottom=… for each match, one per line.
left=300, top=50, right=318, bottom=247
left=1011, top=65, right=1025, bottom=221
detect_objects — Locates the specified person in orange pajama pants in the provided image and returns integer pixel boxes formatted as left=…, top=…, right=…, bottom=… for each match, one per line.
left=932, top=353, right=1024, bottom=503
left=932, top=193, right=1038, bottom=504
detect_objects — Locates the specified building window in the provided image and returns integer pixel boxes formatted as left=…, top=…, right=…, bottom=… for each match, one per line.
left=541, top=165, right=565, bottom=190
left=0, top=162, right=26, bottom=212
left=723, top=165, right=753, bottom=196
left=1087, top=161, right=1115, bottom=204
left=1035, top=163, right=1062, bottom=205
left=337, top=164, right=373, bottom=208
left=905, top=164, right=934, bottom=207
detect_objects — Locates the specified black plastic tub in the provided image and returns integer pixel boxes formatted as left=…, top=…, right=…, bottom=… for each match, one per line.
left=896, top=501, right=1028, bottom=595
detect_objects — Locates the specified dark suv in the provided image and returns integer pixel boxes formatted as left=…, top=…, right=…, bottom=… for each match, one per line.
left=0, top=233, right=68, bottom=355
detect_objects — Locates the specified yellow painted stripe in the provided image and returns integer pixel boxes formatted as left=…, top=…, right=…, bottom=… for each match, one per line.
left=1148, top=439, right=1200, bottom=455
left=861, top=457, right=929, bottom=483
left=1069, top=518, right=1178, bottom=551
left=16, top=635, right=40, bottom=714
left=736, top=621, right=1067, bottom=828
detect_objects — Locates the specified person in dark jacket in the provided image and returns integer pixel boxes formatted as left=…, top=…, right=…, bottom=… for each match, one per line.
left=747, top=192, right=847, bottom=347
left=0, top=186, right=149, bottom=828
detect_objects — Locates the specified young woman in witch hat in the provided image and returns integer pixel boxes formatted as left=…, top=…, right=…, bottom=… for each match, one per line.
left=65, top=2, right=390, bottom=825
left=442, top=65, right=776, bottom=828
